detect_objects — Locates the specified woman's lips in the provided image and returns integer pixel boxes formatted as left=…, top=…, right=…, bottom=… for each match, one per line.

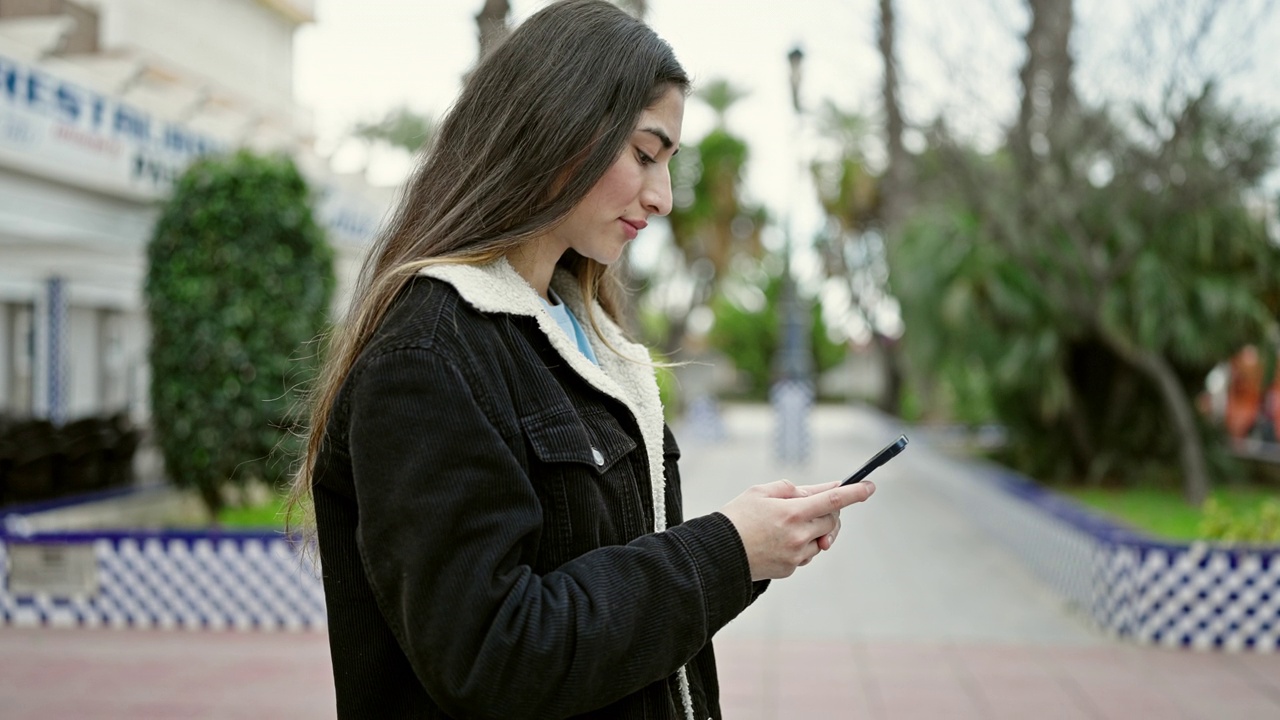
left=620, top=218, right=647, bottom=239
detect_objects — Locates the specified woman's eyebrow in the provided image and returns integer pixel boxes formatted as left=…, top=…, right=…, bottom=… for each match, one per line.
left=639, top=126, right=678, bottom=154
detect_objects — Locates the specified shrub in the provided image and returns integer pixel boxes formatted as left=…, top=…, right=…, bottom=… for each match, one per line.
left=709, top=270, right=846, bottom=400
left=1199, top=498, right=1280, bottom=544
left=145, top=150, right=334, bottom=517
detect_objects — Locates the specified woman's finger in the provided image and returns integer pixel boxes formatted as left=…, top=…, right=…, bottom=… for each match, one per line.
left=794, top=481, right=875, bottom=521
left=792, top=480, right=841, bottom=497
left=817, top=515, right=842, bottom=551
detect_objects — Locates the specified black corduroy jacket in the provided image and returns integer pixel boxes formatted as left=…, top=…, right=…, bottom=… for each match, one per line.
left=313, top=260, right=765, bottom=719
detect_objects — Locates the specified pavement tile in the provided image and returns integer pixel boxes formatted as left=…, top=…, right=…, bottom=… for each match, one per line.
left=871, top=676, right=987, bottom=719
left=3, top=405, right=1278, bottom=718
left=948, top=643, right=1055, bottom=678
left=1063, top=676, right=1208, bottom=720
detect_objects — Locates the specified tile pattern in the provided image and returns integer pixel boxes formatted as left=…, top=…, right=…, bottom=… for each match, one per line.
left=1100, top=543, right=1280, bottom=650
left=0, top=533, right=327, bottom=630
left=927, top=450, right=1280, bottom=652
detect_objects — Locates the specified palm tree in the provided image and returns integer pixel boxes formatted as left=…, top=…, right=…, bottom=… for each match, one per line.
left=475, top=0, right=510, bottom=62
left=614, top=0, right=647, bottom=18
left=659, top=79, right=767, bottom=350
left=808, top=101, right=910, bottom=412
left=351, top=106, right=436, bottom=155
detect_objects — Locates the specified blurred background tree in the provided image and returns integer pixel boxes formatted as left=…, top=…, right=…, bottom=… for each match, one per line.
left=646, top=78, right=768, bottom=354
left=888, top=0, right=1280, bottom=505
left=145, top=151, right=335, bottom=518
left=351, top=106, right=437, bottom=156
left=809, top=100, right=898, bottom=409
left=710, top=261, right=847, bottom=400
left=438, top=0, right=1280, bottom=511
left=475, top=0, right=510, bottom=60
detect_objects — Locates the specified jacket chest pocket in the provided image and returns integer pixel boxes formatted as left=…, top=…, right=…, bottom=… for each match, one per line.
left=521, top=409, right=646, bottom=569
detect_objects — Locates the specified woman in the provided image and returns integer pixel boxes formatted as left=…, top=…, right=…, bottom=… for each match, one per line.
left=291, top=2, right=876, bottom=718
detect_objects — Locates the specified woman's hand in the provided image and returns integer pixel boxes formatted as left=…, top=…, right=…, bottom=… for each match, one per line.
left=719, top=479, right=876, bottom=582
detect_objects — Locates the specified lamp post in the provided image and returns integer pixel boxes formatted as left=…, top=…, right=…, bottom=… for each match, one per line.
left=771, top=46, right=814, bottom=466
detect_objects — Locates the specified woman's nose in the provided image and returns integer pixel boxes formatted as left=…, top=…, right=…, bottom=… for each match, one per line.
left=641, top=166, right=673, bottom=217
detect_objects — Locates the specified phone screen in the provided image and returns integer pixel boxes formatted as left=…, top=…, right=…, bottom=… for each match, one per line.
left=839, top=435, right=908, bottom=486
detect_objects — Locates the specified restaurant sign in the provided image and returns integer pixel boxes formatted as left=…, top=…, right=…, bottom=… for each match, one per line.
left=0, top=52, right=222, bottom=199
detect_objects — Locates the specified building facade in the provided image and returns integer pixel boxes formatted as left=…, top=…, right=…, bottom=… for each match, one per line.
left=0, top=0, right=387, bottom=427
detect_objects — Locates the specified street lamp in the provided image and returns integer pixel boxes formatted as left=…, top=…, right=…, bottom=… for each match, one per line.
left=787, top=46, right=804, bottom=114
left=772, top=45, right=814, bottom=466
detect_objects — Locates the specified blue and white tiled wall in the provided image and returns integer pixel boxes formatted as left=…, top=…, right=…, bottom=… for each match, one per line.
left=1098, top=541, right=1279, bottom=650
left=929, top=449, right=1280, bottom=651
left=0, top=531, right=327, bottom=631
left=3, top=448, right=1276, bottom=645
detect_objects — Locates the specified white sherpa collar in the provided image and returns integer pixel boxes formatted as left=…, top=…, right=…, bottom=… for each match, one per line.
left=418, top=259, right=671, bottom=533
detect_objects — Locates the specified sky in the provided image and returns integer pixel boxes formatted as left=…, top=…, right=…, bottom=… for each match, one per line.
left=295, top=1, right=1017, bottom=208
left=291, top=0, right=1034, bottom=305
left=295, top=0, right=1280, bottom=208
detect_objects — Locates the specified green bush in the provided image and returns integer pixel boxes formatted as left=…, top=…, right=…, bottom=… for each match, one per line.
left=709, top=269, right=846, bottom=400
left=1199, top=498, right=1280, bottom=544
left=145, top=150, right=334, bottom=517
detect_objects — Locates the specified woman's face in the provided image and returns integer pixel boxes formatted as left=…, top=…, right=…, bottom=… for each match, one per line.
left=551, top=87, right=685, bottom=265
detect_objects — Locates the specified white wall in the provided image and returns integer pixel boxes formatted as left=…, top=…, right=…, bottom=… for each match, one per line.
left=96, top=0, right=300, bottom=121
left=0, top=304, right=11, bottom=414
left=66, top=305, right=96, bottom=419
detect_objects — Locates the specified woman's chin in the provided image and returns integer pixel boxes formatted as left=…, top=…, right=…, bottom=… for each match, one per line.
left=591, top=250, right=625, bottom=266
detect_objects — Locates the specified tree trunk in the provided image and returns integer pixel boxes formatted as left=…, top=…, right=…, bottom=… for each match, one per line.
left=875, top=0, right=908, bottom=416
left=616, top=0, right=647, bottom=18
left=878, top=0, right=908, bottom=232
left=199, top=482, right=225, bottom=525
left=476, top=0, right=510, bottom=62
left=1097, top=328, right=1211, bottom=506
left=1014, top=0, right=1075, bottom=180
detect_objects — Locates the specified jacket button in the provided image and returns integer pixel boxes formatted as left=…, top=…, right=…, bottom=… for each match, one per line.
left=591, top=447, right=604, bottom=466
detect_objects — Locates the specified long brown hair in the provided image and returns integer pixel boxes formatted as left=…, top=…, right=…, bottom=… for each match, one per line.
left=288, top=0, right=689, bottom=522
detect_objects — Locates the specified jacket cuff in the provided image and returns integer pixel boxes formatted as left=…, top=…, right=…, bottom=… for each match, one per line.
left=750, top=579, right=771, bottom=604
left=667, top=512, right=756, bottom=634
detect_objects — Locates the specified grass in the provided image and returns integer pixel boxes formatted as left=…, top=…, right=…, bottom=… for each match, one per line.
left=208, top=476, right=1278, bottom=541
left=1064, top=485, right=1278, bottom=541
left=216, top=493, right=289, bottom=528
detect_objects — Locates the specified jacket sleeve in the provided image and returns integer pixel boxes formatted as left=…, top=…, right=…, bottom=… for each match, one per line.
left=347, top=347, right=756, bottom=719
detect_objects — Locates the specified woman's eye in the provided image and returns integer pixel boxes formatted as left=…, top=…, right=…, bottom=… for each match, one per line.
left=637, top=150, right=655, bottom=166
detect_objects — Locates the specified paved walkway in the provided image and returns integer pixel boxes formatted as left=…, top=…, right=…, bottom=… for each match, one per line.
left=2, top=403, right=1278, bottom=718
left=680, top=405, right=1280, bottom=719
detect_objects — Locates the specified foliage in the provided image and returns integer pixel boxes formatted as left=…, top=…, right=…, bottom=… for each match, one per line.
left=891, top=91, right=1280, bottom=496
left=809, top=100, right=911, bottom=414
left=708, top=266, right=846, bottom=399
left=696, top=78, right=749, bottom=126
left=145, top=151, right=334, bottom=517
left=352, top=105, right=436, bottom=154
left=810, top=100, right=879, bottom=235
left=667, top=128, right=766, bottom=291
left=1067, top=485, right=1280, bottom=541
left=1200, top=497, right=1280, bottom=544
left=650, top=78, right=766, bottom=353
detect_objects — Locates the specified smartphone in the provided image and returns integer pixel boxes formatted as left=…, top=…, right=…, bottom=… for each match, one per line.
left=839, top=435, right=908, bottom=486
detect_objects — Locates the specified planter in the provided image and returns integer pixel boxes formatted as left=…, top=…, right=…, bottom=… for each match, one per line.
left=1, top=487, right=325, bottom=631
left=933, top=453, right=1280, bottom=651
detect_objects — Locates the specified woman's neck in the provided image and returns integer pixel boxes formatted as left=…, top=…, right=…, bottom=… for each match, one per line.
left=505, top=236, right=565, bottom=301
